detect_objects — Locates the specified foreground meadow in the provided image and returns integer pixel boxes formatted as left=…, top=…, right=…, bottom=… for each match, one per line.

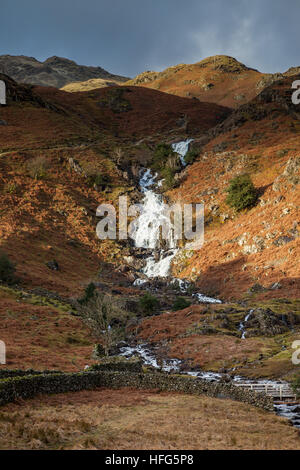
left=0, top=388, right=299, bottom=450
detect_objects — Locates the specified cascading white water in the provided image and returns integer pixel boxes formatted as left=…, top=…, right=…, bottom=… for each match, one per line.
left=139, top=168, right=157, bottom=194
left=131, top=138, right=195, bottom=277
left=172, top=138, right=193, bottom=166
left=239, top=309, right=253, bottom=339
left=119, top=343, right=300, bottom=428
left=131, top=139, right=221, bottom=302
left=131, top=168, right=177, bottom=277
left=120, top=143, right=299, bottom=428
left=131, top=173, right=175, bottom=250
left=143, top=251, right=177, bottom=278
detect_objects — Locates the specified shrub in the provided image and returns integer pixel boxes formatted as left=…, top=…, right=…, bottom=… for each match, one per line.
left=184, top=149, right=198, bottom=165
left=27, top=156, right=48, bottom=180
left=225, top=173, right=257, bottom=211
left=172, top=296, right=191, bottom=311
left=139, top=292, right=159, bottom=314
left=152, top=144, right=174, bottom=171
left=0, top=253, right=16, bottom=284
left=3, top=182, right=17, bottom=194
left=161, top=166, right=177, bottom=190
left=78, top=282, right=96, bottom=305
left=87, top=173, right=112, bottom=189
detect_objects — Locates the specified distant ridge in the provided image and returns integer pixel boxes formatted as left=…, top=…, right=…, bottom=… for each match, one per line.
left=0, top=55, right=130, bottom=88
left=124, top=55, right=300, bottom=108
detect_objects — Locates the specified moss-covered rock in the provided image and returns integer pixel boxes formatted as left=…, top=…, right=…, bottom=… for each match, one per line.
left=87, top=355, right=143, bottom=373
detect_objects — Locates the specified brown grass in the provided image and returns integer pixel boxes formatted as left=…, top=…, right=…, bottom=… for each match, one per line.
left=126, top=55, right=269, bottom=108
left=136, top=301, right=300, bottom=378
left=0, top=287, right=94, bottom=371
left=168, top=77, right=300, bottom=301
left=0, top=388, right=299, bottom=450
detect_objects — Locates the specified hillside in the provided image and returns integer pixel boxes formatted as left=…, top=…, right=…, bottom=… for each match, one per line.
left=61, top=78, right=124, bottom=92
left=168, top=74, right=300, bottom=301
left=0, top=74, right=230, bottom=150
left=0, top=69, right=299, bottom=388
left=0, top=74, right=230, bottom=297
left=0, top=55, right=129, bottom=88
left=130, top=74, right=300, bottom=380
left=126, top=55, right=299, bottom=109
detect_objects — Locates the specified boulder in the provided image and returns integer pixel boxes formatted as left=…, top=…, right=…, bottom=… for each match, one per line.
left=245, top=308, right=297, bottom=336
left=88, top=355, right=143, bottom=372
left=46, top=259, right=59, bottom=271
left=248, top=283, right=267, bottom=293
left=273, top=156, right=300, bottom=191
left=273, top=235, right=294, bottom=247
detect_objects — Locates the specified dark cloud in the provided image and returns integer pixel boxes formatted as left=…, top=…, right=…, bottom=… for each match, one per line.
left=0, top=0, right=299, bottom=77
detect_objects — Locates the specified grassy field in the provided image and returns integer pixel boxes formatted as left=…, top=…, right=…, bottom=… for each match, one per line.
left=0, top=286, right=94, bottom=371
left=0, top=388, right=299, bottom=450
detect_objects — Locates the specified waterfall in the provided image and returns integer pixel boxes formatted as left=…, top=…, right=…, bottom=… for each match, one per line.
left=143, top=251, right=177, bottom=278
left=131, top=180, right=175, bottom=250
left=130, top=167, right=177, bottom=277
left=131, top=139, right=221, bottom=303
left=131, top=139, right=194, bottom=278
left=239, top=310, right=253, bottom=339
left=172, top=139, right=193, bottom=166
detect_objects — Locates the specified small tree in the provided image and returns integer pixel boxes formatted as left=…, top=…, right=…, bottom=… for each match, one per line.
left=78, top=282, right=96, bottom=305
left=184, top=149, right=198, bottom=165
left=112, top=147, right=124, bottom=165
left=152, top=144, right=174, bottom=171
left=225, top=173, right=257, bottom=211
left=0, top=253, right=16, bottom=284
left=77, top=292, right=123, bottom=356
left=27, top=156, right=48, bottom=180
left=161, top=166, right=176, bottom=190
left=139, top=292, right=159, bottom=315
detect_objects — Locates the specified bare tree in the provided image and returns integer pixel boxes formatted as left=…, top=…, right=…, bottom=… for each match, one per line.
left=112, top=147, right=124, bottom=166
left=77, top=292, right=123, bottom=356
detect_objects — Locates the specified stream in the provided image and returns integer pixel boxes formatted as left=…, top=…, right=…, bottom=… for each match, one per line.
left=239, top=309, right=254, bottom=339
left=131, top=139, right=221, bottom=302
left=126, top=139, right=299, bottom=429
left=118, top=341, right=300, bottom=429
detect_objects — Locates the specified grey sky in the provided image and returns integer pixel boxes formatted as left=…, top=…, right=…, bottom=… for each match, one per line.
left=1, top=0, right=299, bottom=77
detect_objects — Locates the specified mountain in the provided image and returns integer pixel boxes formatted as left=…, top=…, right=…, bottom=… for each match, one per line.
left=0, top=71, right=298, bottom=303
left=0, top=73, right=230, bottom=370
left=134, top=74, right=300, bottom=380
left=0, top=67, right=299, bottom=385
left=0, top=55, right=130, bottom=88
left=0, top=72, right=230, bottom=289
left=125, top=55, right=299, bottom=108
